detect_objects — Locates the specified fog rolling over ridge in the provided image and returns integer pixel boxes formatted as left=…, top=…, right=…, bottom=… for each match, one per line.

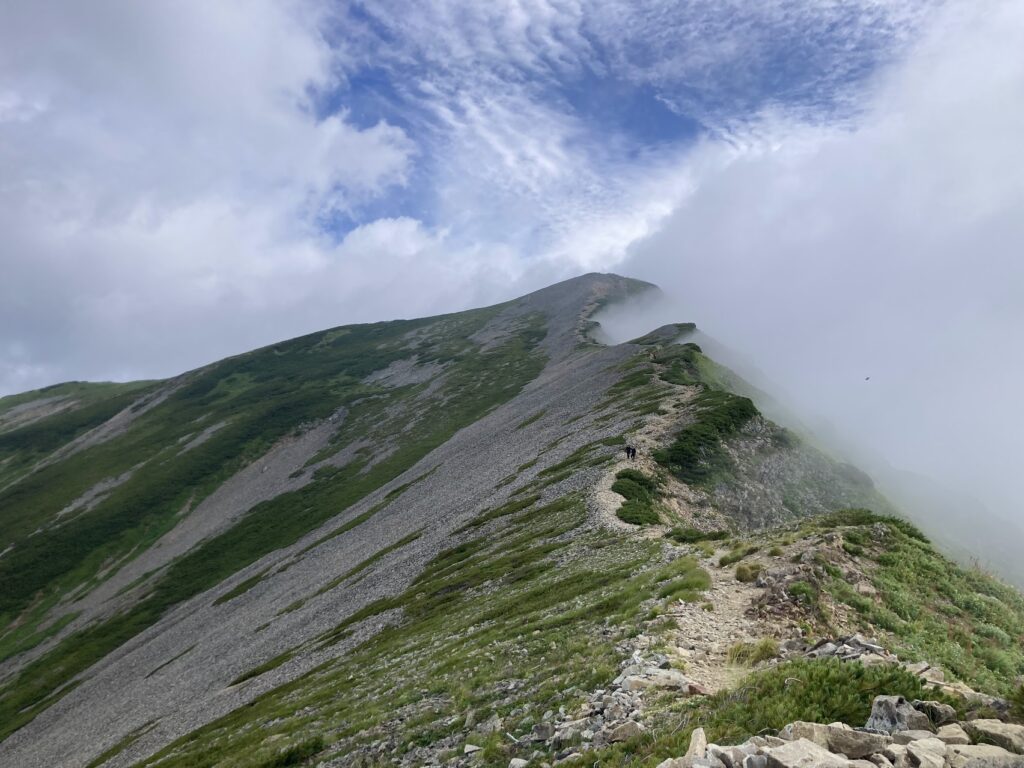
left=593, top=288, right=1024, bottom=587
left=577, top=1, right=1024, bottom=586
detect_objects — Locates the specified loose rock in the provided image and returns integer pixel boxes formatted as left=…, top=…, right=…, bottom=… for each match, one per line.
left=865, top=695, right=932, bottom=734
left=912, top=700, right=957, bottom=726
left=764, top=738, right=848, bottom=768
left=607, top=720, right=645, bottom=743
left=963, top=720, right=1024, bottom=755
left=936, top=723, right=971, bottom=745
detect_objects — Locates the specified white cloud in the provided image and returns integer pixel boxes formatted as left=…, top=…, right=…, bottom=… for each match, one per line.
left=0, top=0, right=423, bottom=391
left=0, top=0, right=965, bottom=399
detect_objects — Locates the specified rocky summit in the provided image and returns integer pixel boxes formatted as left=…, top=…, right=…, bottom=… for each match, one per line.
left=1, top=273, right=1023, bottom=768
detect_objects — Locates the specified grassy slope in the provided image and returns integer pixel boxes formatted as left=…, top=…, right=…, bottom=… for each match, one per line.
left=0, top=380, right=157, bottom=485
left=585, top=514, right=1024, bottom=768
left=0, top=380, right=154, bottom=423
left=142, top=338, right=1024, bottom=768
left=0, top=303, right=549, bottom=742
left=140, top=506, right=1024, bottom=768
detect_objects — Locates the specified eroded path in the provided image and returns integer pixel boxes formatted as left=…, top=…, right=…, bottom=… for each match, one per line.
left=664, top=550, right=770, bottom=693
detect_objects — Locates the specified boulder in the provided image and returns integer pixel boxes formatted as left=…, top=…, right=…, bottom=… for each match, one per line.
left=882, top=743, right=912, bottom=768
left=808, top=642, right=839, bottom=658
left=860, top=652, right=891, bottom=667
left=743, top=757, right=769, bottom=768
left=905, top=737, right=946, bottom=768
left=465, top=744, right=483, bottom=754
left=943, top=682, right=1006, bottom=711
left=709, top=744, right=751, bottom=767
left=531, top=723, right=555, bottom=742
left=686, top=727, right=709, bottom=759
left=764, top=738, right=849, bottom=768
left=855, top=582, right=878, bottom=597
left=865, top=696, right=933, bottom=734
left=867, top=755, right=894, bottom=768
left=480, top=713, right=504, bottom=734
left=963, top=720, right=1024, bottom=755
left=937, top=723, right=972, bottom=745
left=893, top=730, right=938, bottom=744
left=607, top=720, right=645, bottom=743
left=827, top=726, right=891, bottom=758
left=913, top=700, right=958, bottom=726
left=778, top=722, right=830, bottom=749
left=946, top=743, right=1024, bottom=768
left=605, top=703, right=627, bottom=720
left=509, top=760, right=530, bottom=768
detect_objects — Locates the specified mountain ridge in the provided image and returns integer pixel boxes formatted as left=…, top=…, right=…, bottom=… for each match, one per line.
left=0, top=273, right=1021, bottom=768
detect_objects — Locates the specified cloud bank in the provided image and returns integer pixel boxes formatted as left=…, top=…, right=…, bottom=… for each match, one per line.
left=608, top=0, right=1024, bottom=571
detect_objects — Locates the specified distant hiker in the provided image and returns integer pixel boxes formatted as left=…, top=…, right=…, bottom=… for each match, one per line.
left=624, top=445, right=636, bottom=460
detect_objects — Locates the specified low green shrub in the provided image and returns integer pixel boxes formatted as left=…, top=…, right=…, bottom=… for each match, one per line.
left=787, top=580, right=818, bottom=603
left=613, top=469, right=660, bottom=526
left=727, top=637, right=779, bottom=666
left=610, top=478, right=651, bottom=502
left=735, top=563, right=762, bottom=583
left=1010, top=683, right=1024, bottom=723
left=719, top=546, right=759, bottom=567
left=259, top=736, right=325, bottom=767
left=666, top=527, right=729, bottom=544
left=820, top=508, right=929, bottom=543
left=653, top=389, right=758, bottom=485
left=617, top=500, right=660, bottom=526
left=842, top=541, right=865, bottom=557
left=615, top=468, right=658, bottom=491
left=688, top=659, right=935, bottom=744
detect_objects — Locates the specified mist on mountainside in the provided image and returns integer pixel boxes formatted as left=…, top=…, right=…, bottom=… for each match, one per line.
left=584, top=3, right=1024, bottom=587
left=593, top=288, right=1024, bottom=589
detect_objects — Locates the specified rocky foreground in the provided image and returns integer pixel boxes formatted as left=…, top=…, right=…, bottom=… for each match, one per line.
left=656, top=695, right=1024, bottom=768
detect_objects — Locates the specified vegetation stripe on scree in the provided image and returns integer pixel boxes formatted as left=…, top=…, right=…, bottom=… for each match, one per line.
left=0, top=311, right=548, bottom=742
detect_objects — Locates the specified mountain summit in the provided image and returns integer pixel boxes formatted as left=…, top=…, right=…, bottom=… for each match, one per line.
left=1, top=274, right=1022, bottom=768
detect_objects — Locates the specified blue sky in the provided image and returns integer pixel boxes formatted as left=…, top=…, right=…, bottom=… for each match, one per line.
left=2, top=0, right=1024, bottom=528
left=306, top=0, right=931, bottom=242
left=0, top=1, right=942, bottom=399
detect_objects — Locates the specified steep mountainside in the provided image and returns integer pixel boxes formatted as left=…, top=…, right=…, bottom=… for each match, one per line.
left=1, top=274, right=1022, bottom=768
